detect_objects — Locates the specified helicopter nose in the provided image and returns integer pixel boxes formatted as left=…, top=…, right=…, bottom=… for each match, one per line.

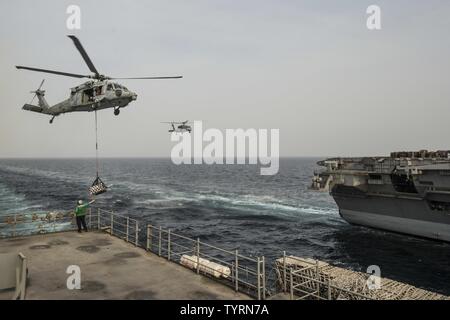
left=131, top=93, right=137, bottom=101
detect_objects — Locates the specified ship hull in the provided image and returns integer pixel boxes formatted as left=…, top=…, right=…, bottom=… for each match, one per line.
left=333, top=194, right=450, bottom=242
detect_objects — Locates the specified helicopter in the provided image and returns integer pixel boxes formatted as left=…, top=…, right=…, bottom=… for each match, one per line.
left=16, top=35, right=182, bottom=124
left=162, top=120, right=192, bottom=133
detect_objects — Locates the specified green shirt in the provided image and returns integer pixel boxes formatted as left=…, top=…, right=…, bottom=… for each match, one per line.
left=75, top=203, right=90, bottom=217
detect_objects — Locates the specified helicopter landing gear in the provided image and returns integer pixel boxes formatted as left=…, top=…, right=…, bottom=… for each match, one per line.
left=49, top=116, right=55, bottom=124
left=114, top=108, right=120, bottom=116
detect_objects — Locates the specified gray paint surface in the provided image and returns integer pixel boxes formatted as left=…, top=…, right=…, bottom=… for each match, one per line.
left=0, top=231, right=250, bottom=300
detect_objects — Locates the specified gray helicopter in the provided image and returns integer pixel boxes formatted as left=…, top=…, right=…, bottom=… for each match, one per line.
left=16, top=35, right=182, bottom=124
left=162, top=120, right=192, bottom=133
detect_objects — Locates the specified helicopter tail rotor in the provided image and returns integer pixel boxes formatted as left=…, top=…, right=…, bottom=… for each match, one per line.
left=29, top=79, right=45, bottom=105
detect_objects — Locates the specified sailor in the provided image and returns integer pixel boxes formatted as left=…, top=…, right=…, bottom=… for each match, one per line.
left=75, top=199, right=95, bottom=233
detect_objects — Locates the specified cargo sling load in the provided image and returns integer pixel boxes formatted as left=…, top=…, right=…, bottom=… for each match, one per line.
left=90, top=176, right=107, bottom=196
left=311, top=150, right=450, bottom=242
left=89, top=110, right=107, bottom=196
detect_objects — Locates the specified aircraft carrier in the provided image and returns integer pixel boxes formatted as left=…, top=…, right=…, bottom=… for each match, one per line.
left=311, top=150, right=450, bottom=242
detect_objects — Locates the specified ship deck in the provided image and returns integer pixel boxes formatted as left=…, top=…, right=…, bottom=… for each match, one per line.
left=0, top=231, right=250, bottom=300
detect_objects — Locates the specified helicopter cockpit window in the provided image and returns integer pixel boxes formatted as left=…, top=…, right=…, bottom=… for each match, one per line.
left=95, top=86, right=103, bottom=96
left=83, top=88, right=94, bottom=103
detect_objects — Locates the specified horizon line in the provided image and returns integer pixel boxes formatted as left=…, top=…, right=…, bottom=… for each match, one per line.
left=0, top=156, right=327, bottom=159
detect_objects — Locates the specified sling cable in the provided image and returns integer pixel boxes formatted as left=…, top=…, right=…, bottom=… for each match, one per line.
left=89, top=110, right=108, bottom=196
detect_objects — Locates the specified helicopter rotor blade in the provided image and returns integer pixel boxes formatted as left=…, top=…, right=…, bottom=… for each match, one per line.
left=67, top=35, right=100, bottom=76
left=108, top=76, right=183, bottom=80
left=16, top=66, right=89, bottom=78
left=37, top=79, right=45, bottom=90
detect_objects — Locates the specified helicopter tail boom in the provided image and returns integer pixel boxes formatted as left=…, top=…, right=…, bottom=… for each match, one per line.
left=22, top=104, right=45, bottom=113
left=23, top=80, right=50, bottom=114
left=34, top=90, right=50, bottom=110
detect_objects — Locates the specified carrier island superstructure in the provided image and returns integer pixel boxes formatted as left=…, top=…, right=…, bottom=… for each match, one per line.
left=311, top=150, right=450, bottom=242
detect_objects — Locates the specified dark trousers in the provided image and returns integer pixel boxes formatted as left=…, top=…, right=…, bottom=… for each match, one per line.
left=76, top=215, right=88, bottom=232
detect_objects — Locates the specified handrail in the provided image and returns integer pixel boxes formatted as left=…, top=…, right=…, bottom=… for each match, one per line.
left=143, top=221, right=264, bottom=298
left=290, top=270, right=372, bottom=300
left=92, top=210, right=265, bottom=298
left=1, top=209, right=390, bottom=301
left=281, top=257, right=373, bottom=300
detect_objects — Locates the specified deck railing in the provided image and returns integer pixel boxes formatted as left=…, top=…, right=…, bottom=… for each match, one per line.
left=288, top=267, right=372, bottom=300
left=0, top=208, right=266, bottom=299
left=91, top=208, right=265, bottom=299
left=1, top=210, right=408, bottom=300
left=145, top=223, right=265, bottom=299
left=276, top=253, right=372, bottom=300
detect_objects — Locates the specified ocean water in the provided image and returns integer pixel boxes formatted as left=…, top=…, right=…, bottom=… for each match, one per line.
left=0, top=158, right=449, bottom=295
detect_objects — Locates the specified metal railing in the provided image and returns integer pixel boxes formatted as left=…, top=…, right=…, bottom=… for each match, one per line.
left=288, top=267, right=372, bottom=300
left=92, top=209, right=265, bottom=299
left=0, top=209, right=378, bottom=300
left=145, top=224, right=265, bottom=299
left=277, top=253, right=372, bottom=300
left=93, top=208, right=140, bottom=247
left=0, top=209, right=266, bottom=299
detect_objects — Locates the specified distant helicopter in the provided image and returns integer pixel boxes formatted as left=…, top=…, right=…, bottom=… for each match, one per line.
left=16, top=35, right=182, bottom=124
left=162, top=121, right=192, bottom=133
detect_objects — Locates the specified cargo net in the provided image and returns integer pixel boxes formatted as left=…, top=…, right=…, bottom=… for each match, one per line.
left=89, top=176, right=107, bottom=196
left=275, top=256, right=450, bottom=300
left=89, top=110, right=108, bottom=196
